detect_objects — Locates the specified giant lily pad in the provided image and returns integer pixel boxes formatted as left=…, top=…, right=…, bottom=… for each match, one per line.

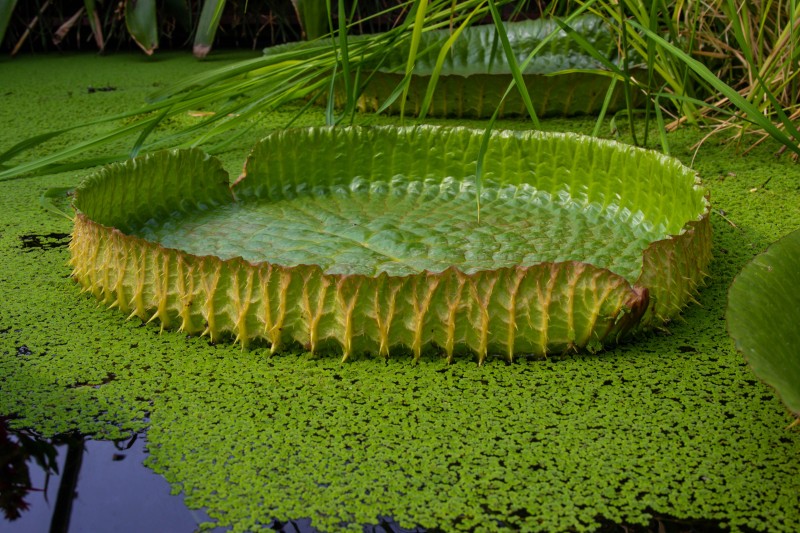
left=70, top=126, right=710, bottom=362
left=266, top=15, right=639, bottom=117
left=727, top=228, right=800, bottom=419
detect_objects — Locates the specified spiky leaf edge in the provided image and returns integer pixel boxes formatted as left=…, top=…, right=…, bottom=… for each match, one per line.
left=70, top=127, right=711, bottom=362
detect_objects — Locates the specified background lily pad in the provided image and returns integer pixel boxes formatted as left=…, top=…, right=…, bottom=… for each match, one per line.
left=266, top=14, right=640, bottom=117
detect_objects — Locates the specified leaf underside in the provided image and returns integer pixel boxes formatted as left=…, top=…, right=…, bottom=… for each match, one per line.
left=71, top=126, right=710, bottom=362
left=727, top=229, right=800, bottom=417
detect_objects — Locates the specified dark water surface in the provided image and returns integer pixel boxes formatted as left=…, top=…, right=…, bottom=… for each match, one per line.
left=1, top=423, right=207, bottom=532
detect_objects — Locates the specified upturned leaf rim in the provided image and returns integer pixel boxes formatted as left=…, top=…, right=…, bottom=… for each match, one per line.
left=70, top=125, right=711, bottom=362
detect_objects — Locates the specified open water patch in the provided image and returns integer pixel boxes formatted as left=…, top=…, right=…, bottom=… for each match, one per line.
left=18, top=233, right=71, bottom=252
left=0, top=419, right=207, bottom=532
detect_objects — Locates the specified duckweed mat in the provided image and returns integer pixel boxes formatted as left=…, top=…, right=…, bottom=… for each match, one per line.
left=1, top=52, right=800, bottom=532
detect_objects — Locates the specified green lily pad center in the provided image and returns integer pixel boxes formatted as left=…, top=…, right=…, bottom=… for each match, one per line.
left=135, top=175, right=665, bottom=279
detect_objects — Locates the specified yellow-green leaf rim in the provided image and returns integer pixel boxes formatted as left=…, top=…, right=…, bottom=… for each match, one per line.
left=70, top=126, right=711, bottom=362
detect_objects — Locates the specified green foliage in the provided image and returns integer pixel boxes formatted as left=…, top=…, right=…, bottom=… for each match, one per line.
left=579, top=0, right=800, bottom=154
left=3, top=1, right=800, bottom=159
left=399, top=0, right=429, bottom=120
left=0, top=0, right=18, bottom=47
left=319, top=13, right=632, bottom=118
left=627, top=20, right=800, bottom=157
left=3, top=52, right=800, bottom=532
left=291, top=0, right=329, bottom=40
left=0, top=0, right=519, bottom=180
left=193, top=0, right=226, bottom=59
left=5, top=1, right=799, bottom=177
left=727, top=228, right=800, bottom=420
left=487, top=0, right=538, bottom=124
left=125, top=0, right=159, bottom=55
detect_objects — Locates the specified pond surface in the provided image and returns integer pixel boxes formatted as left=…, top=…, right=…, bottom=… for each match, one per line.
left=1, top=420, right=432, bottom=532
left=1, top=422, right=206, bottom=532
left=2, top=51, right=800, bottom=533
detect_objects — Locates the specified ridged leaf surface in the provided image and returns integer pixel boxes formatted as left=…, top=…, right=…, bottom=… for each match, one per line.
left=727, top=229, right=800, bottom=417
left=71, top=126, right=710, bottom=361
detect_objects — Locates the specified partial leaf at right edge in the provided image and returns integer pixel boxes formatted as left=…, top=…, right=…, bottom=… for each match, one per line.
left=727, top=228, right=800, bottom=420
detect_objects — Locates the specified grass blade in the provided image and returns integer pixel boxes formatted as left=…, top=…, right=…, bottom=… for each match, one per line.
left=722, top=0, right=800, bottom=142
left=130, top=108, right=170, bottom=158
left=653, top=93, right=670, bottom=155
left=335, top=0, right=353, bottom=120
left=39, top=186, right=74, bottom=220
left=640, top=0, right=660, bottom=146
left=292, top=0, right=329, bottom=40
left=399, top=0, right=428, bottom=122
left=83, top=0, right=105, bottom=51
left=551, top=18, right=622, bottom=74
left=592, top=76, right=618, bottom=138
left=618, top=2, right=637, bottom=146
left=0, top=130, right=69, bottom=165
left=629, top=20, right=800, bottom=156
left=326, top=61, right=338, bottom=125
left=417, top=4, right=482, bottom=120
left=375, top=73, right=412, bottom=114
left=0, top=118, right=153, bottom=182
left=487, top=0, right=539, bottom=127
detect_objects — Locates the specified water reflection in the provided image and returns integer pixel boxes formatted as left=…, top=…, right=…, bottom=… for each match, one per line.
left=0, top=417, right=61, bottom=522
left=0, top=417, right=202, bottom=532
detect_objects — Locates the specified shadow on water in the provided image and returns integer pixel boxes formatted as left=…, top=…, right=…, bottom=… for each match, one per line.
left=0, top=416, right=209, bottom=532
left=18, top=233, right=71, bottom=252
